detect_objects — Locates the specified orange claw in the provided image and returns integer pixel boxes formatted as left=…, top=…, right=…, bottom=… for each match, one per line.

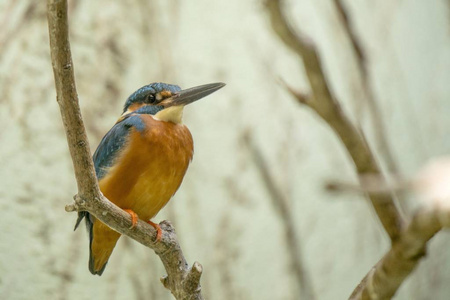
left=123, top=209, right=139, bottom=229
left=146, top=220, right=162, bottom=242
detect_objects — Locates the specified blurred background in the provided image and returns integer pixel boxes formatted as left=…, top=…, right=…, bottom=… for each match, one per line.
left=1, top=0, right=450, bottom=299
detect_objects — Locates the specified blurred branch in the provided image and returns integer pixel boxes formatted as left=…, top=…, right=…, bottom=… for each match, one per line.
left=244, top=132, right=316, bottom=300
left=331, top=160, right=450, bottom=299
left=326, top=175, right=410, bottom=195
left=333, top=0, right=400, bottom=175
left=47, top=1, right=203, bottom=299
left=350, top=205, right=448, bottom=300
left=332, top=0, right=365, bottom=72
left=265, top=0, right=405, bottom=241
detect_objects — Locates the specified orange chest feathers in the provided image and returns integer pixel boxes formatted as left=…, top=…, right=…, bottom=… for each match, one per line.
left=98, top=115, right=194, bottom=220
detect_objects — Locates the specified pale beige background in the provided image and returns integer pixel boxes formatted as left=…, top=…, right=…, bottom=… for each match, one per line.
left=1, top=0, right=450, bottom=299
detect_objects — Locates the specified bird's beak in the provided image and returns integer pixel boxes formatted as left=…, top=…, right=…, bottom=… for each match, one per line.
left=160, top=82, right=226, bottom=107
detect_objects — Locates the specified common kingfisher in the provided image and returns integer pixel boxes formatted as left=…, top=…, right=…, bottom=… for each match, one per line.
left=74, top=82, right=225, bottom=275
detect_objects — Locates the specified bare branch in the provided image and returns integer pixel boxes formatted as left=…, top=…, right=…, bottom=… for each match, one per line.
left=350, top=205, right=446, bottom=299
left=47, top=1, right=203, bottom=299
left=333, top=0, right=400, bottom=175
left=326, top=175, right=410, bottom=196
left=265, top=0, right=405, bottom=241
left=184, top=262, right=203, bottom=294
left=278, top=77, right=312, bottom=105
left=333, top=0, right=365, bottom=70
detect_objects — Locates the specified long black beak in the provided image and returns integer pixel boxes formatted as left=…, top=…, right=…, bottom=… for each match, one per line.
left=160, top=82, right=225, bottom=107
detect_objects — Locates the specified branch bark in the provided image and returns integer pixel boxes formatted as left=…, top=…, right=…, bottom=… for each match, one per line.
left=332, top=0, right=400, bottom=176
left=47, top=1, right=203, bottom=299
left=349, top=205, right=447, bottom=300
left=265, top=0, right=405, bottom=241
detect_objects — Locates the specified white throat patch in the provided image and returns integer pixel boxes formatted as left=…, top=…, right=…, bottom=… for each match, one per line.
left=153, top=106, right=184, bottom=124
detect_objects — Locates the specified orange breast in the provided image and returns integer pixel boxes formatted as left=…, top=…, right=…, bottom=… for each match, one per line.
left=98, top=115, right=193, bottom=220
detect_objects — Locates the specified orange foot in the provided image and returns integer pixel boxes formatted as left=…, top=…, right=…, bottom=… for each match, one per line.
left=123, top=209, right=139, bottom=229
left=146, top=220, right=162, bottom=242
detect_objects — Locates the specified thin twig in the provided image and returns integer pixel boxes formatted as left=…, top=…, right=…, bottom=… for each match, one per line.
left=332, top=0, right=365, bottom=70
left=326, top=175, right=410, bottom=196
left=47, top=1, right=203, bottom=299
left=332, top=0, right=400, bottom=176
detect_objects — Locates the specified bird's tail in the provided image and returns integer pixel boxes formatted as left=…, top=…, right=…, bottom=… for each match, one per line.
left=74, top=212, right=120, bottom=276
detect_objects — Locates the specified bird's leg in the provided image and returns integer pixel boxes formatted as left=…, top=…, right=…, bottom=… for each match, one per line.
left=146, top=220, right=162, bottom=242
left=123, top=209, right=139, bottom=229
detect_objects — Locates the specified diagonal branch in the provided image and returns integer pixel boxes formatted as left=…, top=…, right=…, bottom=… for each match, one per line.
left=333, top=0, right=400, bottom=176
left=47, top=1, right=203, bottom=299
left=265, top=0, right=405, bottom=242
left=332, top=0, right=365, bottom=71
left=349, top=205, right=447, bottom=299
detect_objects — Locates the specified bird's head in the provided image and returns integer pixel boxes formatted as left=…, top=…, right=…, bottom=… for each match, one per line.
left=123, top=82, right=225, bottom=123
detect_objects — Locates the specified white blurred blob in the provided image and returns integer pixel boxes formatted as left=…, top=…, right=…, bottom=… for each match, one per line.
left=414, top=157, right=450, bottom=208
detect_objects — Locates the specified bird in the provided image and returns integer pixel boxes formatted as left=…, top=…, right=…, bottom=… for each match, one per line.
left=74, top=82, right=225, bottom=275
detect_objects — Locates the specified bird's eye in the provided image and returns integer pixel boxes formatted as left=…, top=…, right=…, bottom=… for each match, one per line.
left=146, top=94, right=157, bottom=104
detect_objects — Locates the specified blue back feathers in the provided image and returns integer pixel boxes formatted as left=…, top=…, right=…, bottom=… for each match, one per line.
left=93, top=115, right=143, bottom=180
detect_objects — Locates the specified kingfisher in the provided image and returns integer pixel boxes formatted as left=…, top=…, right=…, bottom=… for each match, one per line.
left=74, top=82, right=225, bottom=275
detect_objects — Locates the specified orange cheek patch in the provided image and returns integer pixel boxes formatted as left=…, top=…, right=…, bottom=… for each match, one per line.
left=160, top=90, right=173, bottom=98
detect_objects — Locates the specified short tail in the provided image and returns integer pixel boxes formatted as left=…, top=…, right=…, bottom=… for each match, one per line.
left=74, top=212, right=118, bottom=276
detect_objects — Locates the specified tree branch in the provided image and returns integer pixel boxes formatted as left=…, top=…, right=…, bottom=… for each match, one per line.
left=332, top=0, right=400, bottom=176
left=47, top=1, right=203, bottom=299
left=265, top=0, right=405, bottom=242
left=350, top=205, right=447, bottom=300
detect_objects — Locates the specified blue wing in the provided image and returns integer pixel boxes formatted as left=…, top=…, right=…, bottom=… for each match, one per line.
left=93, top=121, right=130, bottom=180
left=93, top=111, right=152, bottom=179
left=74, top=114, right=145, bottom=234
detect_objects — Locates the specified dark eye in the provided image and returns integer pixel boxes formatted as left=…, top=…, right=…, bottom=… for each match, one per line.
left=146, top=94, right=157, bottom=104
